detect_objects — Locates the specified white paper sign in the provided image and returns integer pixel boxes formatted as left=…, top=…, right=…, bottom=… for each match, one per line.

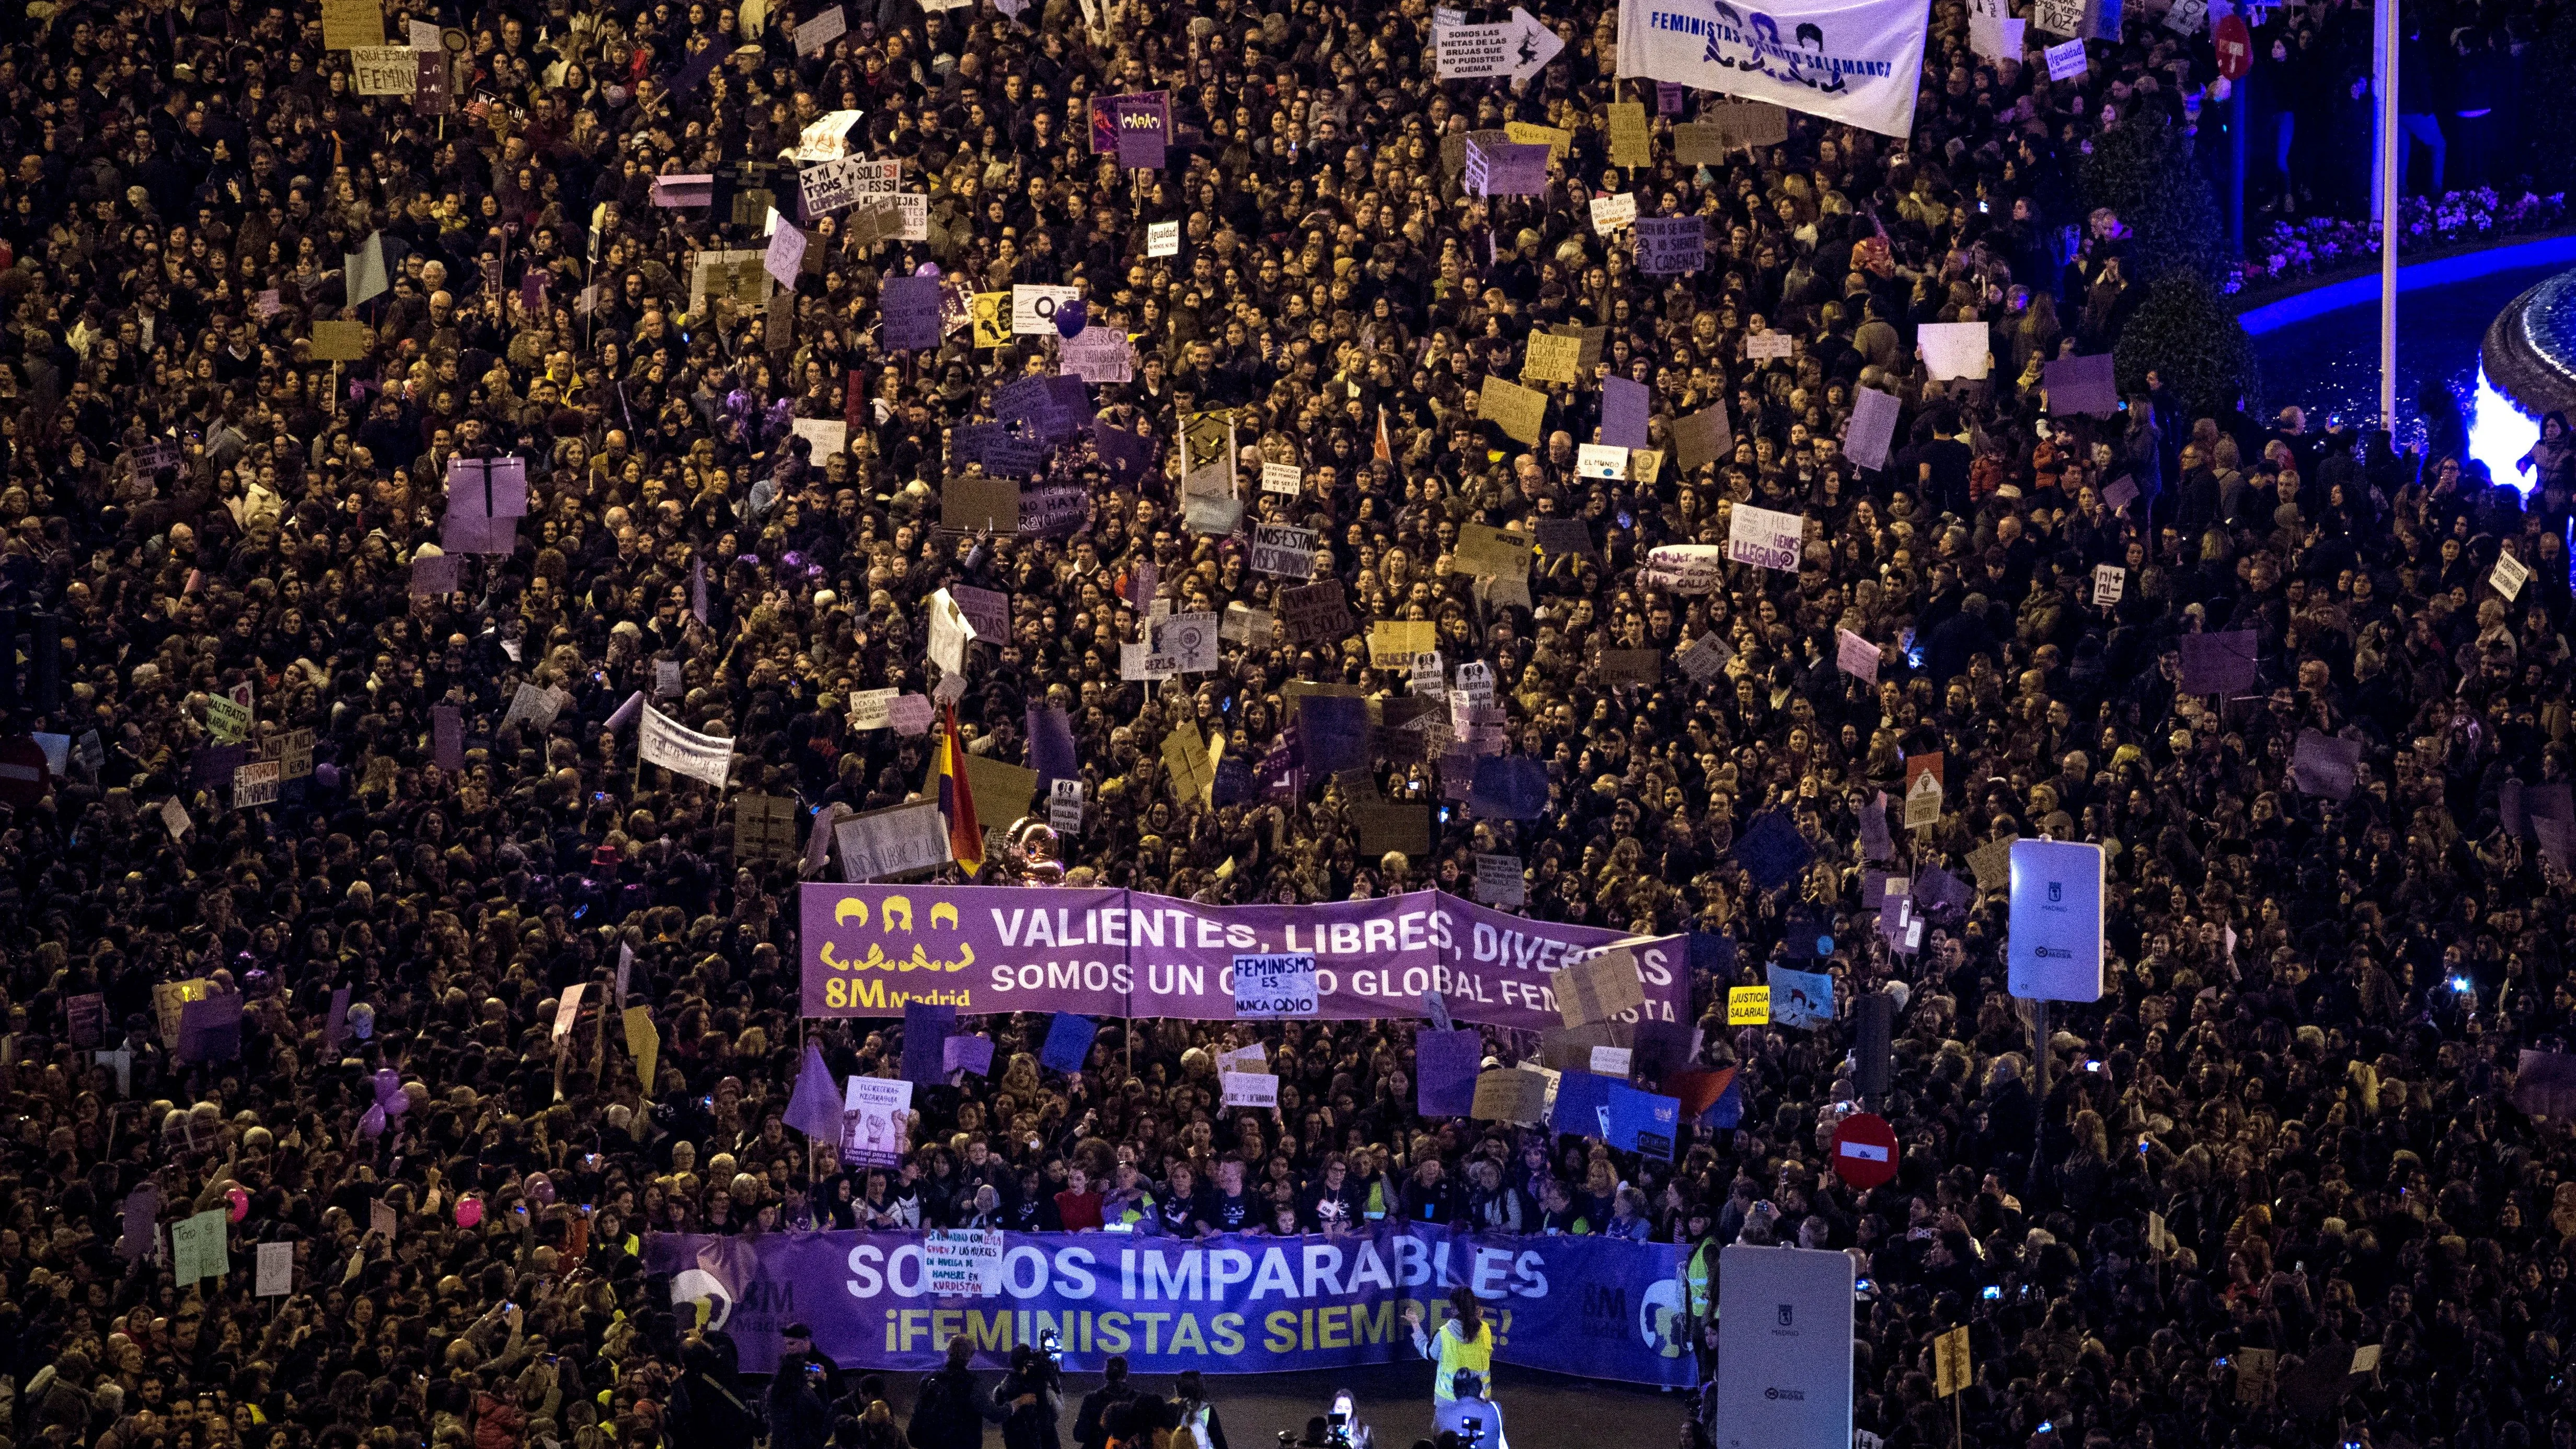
left=1050, top=778, right=1085, bottom=835
left=1248, top=524, right=1318, bottom=579
left=1011, top=284, right=1080, bottom=335
left=1727, top=503, right=1806, bottom=572
left=1589, top=193, right=1638, bottom=232
left=551, top=982, right=586, bottom=1039
left=1156, top=612, right=1220, bottom=673
left=792, top=110, right=864, bottom=162
left=2045, top=37, right=2089, bottom=79
left=1577, top=443, right=1629, bottom=480
left=924, top=1229, right=1005, bottom=1295
left=1233, top=953, right=1319, bottom=1018
left=256, top=1241, right=294, bottom=1296
left=850, top=688, right=898, bottom=730
left=795, top=4, right=848, bottom=54
left=835, top=801, right=952, bottom=881
left=1475, top=853, right=1526, bottom=906
left=2007, top=838, right=2106, bottom=1002
left=1221, top=1071, right=1280, bottom=1108
left=1262, top=462, right=1302, bottom=495
left=841, top=1077, right=914, bottom=1167
left=1590, top=1045, right=1634, bottom=1077
left=2093, top=565, right=2125, bottom=606
left=2493, top=549, right=2532, bottom=601
left=1844, top=386, right=1902, bottom=472
left=1148, top=221, right=1181, bottom=257
left=1918, top=321, right=1992, bottom=380
left=792, top=418, right=848, bottom=458
left=1746, top=331, right=1796, bottom=360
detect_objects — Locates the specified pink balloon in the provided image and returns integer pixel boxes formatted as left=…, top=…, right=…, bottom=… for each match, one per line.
left=226, top=1187, right=249, bottom=1223
left=455, top=1195, right=484, bottom=1229
left=527, top=1173, right=557, bottom=1206
left=358, top=1105, right=386, bottom=1137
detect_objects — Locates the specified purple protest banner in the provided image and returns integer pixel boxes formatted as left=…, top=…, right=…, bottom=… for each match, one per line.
left=799, top=885, right=1686, bottom=1033
left=646, top=1224, right=1694, bottom=1387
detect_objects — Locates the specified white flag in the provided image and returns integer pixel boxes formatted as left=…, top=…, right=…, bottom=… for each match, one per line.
left=639, top=706, right=733, bottom=789
left=1615, top=0, right=1929, bottom=139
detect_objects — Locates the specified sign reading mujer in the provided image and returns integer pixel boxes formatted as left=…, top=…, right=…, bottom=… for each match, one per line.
left=652, top=1225, right=1694, bottom=1388
left=798, top=885, right=1687, bottom=1032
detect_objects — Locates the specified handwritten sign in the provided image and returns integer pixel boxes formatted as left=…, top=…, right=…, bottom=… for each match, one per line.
left=1728, top=503, right=1806, bottom=572
left=1234, top=953, right=1319, bottom=1018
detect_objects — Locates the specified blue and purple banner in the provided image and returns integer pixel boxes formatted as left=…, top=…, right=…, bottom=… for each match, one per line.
left=649, top=1225, right=1694, bottom=1386
left=799, top=885, right=1687, bottom=1033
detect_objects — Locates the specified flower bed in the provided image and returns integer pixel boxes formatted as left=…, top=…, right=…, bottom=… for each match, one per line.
left=2241, top=189, right=2570, bottom=285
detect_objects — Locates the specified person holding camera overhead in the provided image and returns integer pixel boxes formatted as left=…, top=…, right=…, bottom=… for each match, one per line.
left=1429, top=1372, right=1507, bottom=1449
left=991, top=1342, right=1064, bottom=1449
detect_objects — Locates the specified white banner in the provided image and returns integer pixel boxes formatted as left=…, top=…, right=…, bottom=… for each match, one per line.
left=1615, top=0, right=1929, bottom=139
left=640, top=706, right=734, bottom=789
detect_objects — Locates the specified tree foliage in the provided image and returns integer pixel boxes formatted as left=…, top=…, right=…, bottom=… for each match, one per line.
left=2081, top=113, right=2229, bottom=288
left=2114, top=272, right=2262, bottom=418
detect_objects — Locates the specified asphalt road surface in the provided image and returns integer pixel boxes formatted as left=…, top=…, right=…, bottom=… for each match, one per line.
left=878, top=1361, right=1689, bottom=1448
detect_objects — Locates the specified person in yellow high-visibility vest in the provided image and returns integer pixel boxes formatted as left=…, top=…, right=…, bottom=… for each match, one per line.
left=1681, top=1204, right=1721, bottom=1385
left=1402, top=1286, right=1494, bottom=1410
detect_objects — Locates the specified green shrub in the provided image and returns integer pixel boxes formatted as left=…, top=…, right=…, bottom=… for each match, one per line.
left=2114, top=272, right=2262, bottom=417
left=2082, top=113, right=2229, bottom=288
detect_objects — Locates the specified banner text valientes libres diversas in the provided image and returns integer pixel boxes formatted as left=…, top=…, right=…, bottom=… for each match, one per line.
left=797, top=884, right=1685, bottom=1031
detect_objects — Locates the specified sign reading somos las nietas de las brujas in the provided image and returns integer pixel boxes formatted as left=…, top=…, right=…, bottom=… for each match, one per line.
left=651, top=1224, right=1698, bottom=1386
left=797, top=884, right=1687, bottom=1032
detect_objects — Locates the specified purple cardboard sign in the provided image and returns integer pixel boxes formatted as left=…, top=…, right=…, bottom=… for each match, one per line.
left=943, top=1033, right=996, bottom=1076
left=1109, top=91, right=1171, bottom=168
left=432, top=705, right=465, bottom=770
left=882, top=275, right=941, bottom=351
left=1466, top=139, right=1550, bottom=197
left=1416, top=1027, right=1481, bottom=1116
left=2178, top=629, right=2259, bottom=695
left=1634, top=216, right=1706, bottom=275
left=1602, top=376, right=1652, bottom=450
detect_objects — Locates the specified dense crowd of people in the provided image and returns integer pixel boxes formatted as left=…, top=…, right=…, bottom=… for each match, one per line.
left=0, top=0, right=2571, bottom=1447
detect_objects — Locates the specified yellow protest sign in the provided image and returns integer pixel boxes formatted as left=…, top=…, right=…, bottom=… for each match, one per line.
left=1477, top=377, right=1548, bottom=445
left=1934, top=1325, right=1971, bottom=1397
left=970, top=292, right=1009, bottom=349
left=1504, top=122, right=1572, bottom=159
left=1606, top=102, right=1651, bottom=167
left=1368, top=619, right=1438, bottom=669
left=1727, top=985, right=1770, bottom=1025
left=624, top=1006, right=660, bottom=1091
left=1522, top=331, right=1583, bottom=386
left=308, top=320, right=371, bottom=361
